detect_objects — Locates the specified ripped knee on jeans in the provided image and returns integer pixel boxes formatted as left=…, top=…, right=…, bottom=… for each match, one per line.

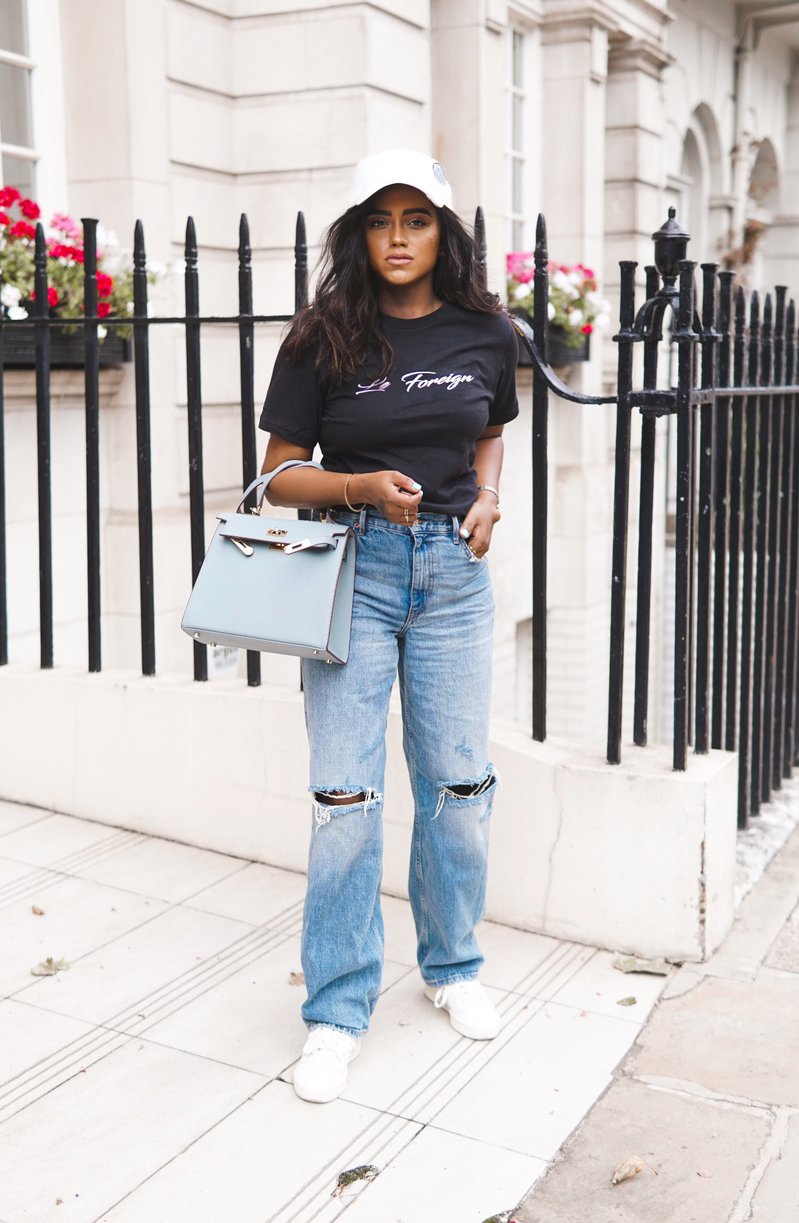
left=433, top=767, right=497, bottom=819
left=313, top=789, right=367, bottom=806
left=310, top=786, right=382, bottom=828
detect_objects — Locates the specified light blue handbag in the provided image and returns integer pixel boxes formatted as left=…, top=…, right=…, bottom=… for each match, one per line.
left=181, top=462, right=356, bottom=664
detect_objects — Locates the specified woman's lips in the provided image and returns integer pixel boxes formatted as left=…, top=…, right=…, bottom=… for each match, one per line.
left=387, top=254, right=412, bottom=263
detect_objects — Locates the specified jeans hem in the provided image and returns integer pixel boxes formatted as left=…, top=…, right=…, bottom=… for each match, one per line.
left=423, top=972, right=480, bottom=988
left=305, top=1021, right=365, bottom=1038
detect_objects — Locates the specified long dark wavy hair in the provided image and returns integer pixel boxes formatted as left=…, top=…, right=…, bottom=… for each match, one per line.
left=282, top=200, right=503, bottom=382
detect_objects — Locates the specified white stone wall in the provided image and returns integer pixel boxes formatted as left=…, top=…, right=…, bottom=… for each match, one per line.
left=5, top=0, right=799, bottom=759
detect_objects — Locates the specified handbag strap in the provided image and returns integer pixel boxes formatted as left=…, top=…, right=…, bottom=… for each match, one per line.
left=237, top=459, right=323, bottom=514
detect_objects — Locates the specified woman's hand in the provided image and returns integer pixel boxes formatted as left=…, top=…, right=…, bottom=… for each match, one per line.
left=459, top=489, right=500, bottom=559
left=352, top=471, right=422, bottom=522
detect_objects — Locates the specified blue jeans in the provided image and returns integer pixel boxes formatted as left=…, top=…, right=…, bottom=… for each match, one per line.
left=299, top=508, right=497, bottom=1036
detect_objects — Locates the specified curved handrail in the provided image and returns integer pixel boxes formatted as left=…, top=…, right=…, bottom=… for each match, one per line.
left=512, top=315, right=617, bottom=405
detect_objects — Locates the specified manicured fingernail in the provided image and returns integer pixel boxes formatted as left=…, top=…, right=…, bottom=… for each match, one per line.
left=459, top=527, right=470, bottom=537
left=410, top=481, right=422, bottom=491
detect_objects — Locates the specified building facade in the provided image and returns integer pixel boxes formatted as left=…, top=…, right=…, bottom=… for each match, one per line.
left=2, top=0, right=798, bottom=748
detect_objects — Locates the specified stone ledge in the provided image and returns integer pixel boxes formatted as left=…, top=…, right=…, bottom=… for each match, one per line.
left=0, top=665, right=737, bottom=960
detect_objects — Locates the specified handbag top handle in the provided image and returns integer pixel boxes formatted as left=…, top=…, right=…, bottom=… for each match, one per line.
left=238, top=459, right=324, bottom=514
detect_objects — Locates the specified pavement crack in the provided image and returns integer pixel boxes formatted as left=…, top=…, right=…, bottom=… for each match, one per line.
left=726, top=1106, right=792, bottom=1223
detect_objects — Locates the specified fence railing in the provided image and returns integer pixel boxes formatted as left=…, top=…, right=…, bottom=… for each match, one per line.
left=511, top=209, right=799, bottom=827
left=1, top=207, right=798, bottom=829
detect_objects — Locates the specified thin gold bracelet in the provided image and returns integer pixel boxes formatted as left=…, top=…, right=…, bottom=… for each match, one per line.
left=344, top=474, right=367, bottom=513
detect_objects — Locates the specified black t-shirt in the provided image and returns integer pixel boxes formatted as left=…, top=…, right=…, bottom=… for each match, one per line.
left=259, top=301, right=519, bottom=516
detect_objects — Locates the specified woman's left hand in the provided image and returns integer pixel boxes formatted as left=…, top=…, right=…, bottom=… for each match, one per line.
left=459, top=490, right=500, bottom=559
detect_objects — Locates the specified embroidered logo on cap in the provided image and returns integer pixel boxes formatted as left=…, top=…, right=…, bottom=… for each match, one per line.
left=432, top=162, right=448, bottom=186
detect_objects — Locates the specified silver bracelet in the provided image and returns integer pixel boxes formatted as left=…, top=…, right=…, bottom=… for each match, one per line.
left=477, top=484, right=500, bottom=507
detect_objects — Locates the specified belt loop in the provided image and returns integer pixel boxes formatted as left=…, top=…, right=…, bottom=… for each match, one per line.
left=358, top=505, right=368, bottom=534
left=451, top=515, right=459, bottom=542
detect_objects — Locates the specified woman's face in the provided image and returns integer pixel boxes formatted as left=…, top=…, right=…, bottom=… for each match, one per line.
left=364, top=184, right=441, bottom=296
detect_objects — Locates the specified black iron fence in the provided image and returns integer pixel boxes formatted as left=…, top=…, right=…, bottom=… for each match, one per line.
left=1, top=207, right=798, bottom=829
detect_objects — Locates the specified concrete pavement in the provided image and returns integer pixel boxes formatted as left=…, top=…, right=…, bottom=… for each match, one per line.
left=515, top=808, right=799, bottom=1223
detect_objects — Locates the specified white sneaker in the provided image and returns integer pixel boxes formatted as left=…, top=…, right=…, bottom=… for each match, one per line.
left=424, top=980, right=501, bottom=1040
left=292, top=1026, right=361, bottom=1103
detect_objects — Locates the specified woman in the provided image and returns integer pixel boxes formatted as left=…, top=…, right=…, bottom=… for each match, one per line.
left=260, top=148, right=518, bottom=1103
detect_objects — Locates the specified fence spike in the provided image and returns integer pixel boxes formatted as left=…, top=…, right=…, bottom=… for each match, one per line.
left=474, top=206, right=486, bottom=291
left=294, top=211, right=308, bottom=311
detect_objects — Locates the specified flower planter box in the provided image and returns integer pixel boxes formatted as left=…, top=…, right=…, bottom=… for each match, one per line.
left=0, top=324, right=130, bottom=370
left=514, top=316, right=591, bottom=368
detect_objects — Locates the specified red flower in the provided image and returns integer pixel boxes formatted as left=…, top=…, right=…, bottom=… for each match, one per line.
left=581, top=323, right=593, bottom=334
left=0, top=186, right=21, bottom=207
left=0, top=210, right=9, bottom=226
left=96, top=272, right=113, bottom=297
left=31, top=286, right=60, bottom=307
left=97, top=301, right=112, bottom=318
left=19, top=198, right=40, bottom=220
left=9, top=220, right=36, bottom=240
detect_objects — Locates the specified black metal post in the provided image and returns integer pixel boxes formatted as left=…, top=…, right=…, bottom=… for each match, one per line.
left=0, top=322, right=6, bottom=665
left=728, top=284, right=747, bottom=757
left=760, top=292, right=782, bottom=795
left=672, top=261, right=697, bottom=770
left=784, top=303, right=799, bottom=771
left=531, top=215, right=549, bottom=742
left=632, top=265, right=662, bottom=746
left=739, top=291, right=761, bottom=825
left=773, top=291, right=792, bottom=777
left=238, top=213, right=260, bottom=688
left=715, top=271, right=734, bottom=750
left=185, top=217, right=208, bottom=682
left=33, top=223, right=53, bottom=668
left=607, top=260, right=637, bottom=764
left=474, top=207, right=487, bottom=293
left=82, top=218, right=102, bottom=672
left=133, top=220, right=156, bottom=676
left=694, top=262, right=718, bottom=752
left=751, top=295, right=773, bottom=810
left=295, top=211, right=308, bottom=311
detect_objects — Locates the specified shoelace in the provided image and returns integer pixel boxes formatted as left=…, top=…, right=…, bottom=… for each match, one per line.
left=305, top=1028, right=350, bottom=1056
left=432, top=982, right=480, bottom=1009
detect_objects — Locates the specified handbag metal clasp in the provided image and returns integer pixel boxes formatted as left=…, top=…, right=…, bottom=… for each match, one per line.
left=230, top=538, right=254, bottom=557
left=282, top=538, right=314, bottom=555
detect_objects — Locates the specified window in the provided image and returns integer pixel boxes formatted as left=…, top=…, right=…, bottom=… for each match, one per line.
left=507, top=29, right=527, bottom=251
left=0, top=0, right=36, bottom=195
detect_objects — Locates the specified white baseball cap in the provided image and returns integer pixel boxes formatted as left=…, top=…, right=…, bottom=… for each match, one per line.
left=351, top=148, right=453, bottom=210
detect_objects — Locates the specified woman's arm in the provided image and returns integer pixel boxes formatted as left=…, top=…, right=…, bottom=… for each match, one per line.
left=261, top=433, right=423, bottom=521
left=459, top=425, right=504, bottom=559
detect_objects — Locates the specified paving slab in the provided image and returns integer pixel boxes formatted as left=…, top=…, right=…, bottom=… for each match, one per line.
left=764, top=903, right=799, bottom=973
left=630, top=974, right=799, bottom=1107
left=749, top=1110, right=799, bottom=1222
left=515, top=1075, right=772, bottom=1223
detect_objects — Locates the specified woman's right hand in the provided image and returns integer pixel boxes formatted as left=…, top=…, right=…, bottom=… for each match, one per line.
left=352, top=471, right=423, bottom=522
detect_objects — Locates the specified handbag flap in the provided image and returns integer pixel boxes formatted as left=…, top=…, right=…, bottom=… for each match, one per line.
left=216, top=514, right=351, bottom=550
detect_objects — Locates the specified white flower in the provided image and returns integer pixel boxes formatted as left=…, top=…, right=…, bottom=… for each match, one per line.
left=547, top=301, right=556, bottom=320
left=513, top=283, right=532, bottom=302
left=8, top=305, right=28, bottom=320
left=551, top=270, right=570, bottom=292
left=98, top=325, right=107, bottom=340
left=0, top=283, right=21, bottom=308
left=570, top=308, right=583, bottom=327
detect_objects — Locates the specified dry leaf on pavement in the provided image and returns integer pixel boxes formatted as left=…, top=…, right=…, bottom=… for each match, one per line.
left=611, top=1156, right=645, bottom=1186
left=31, top=905, right=45, bottom=916
left=612, top=954, right=672, bottom=975
left=289, top=971, right=305, bottom=986
left=31, top=957, right=70, bottom=977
